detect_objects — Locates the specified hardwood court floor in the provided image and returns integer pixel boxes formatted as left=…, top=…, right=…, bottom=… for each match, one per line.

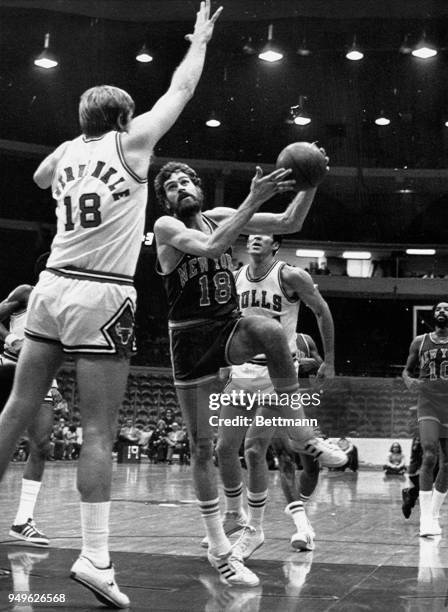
left=0, top=462, right=446, bottom=611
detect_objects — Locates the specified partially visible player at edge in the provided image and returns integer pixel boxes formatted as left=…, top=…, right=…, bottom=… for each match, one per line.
left=154, top=153, right=347, bottom=587
left=0, top=2, right=222, bottom=608
left=0, top=253, right=62, bottom=547
left=403, top=301, right=448, bottom=537
left=214, top=235, right=331, bottom=560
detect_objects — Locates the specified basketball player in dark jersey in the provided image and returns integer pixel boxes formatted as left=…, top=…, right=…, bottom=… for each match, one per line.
left=403, top=301, right=448, bottom=536
left=154, top=159, right=347, bottom=586
left=0, top=253, right=62, bottom=547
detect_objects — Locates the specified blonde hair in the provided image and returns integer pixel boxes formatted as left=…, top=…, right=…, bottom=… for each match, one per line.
left=79, top=85, right=135, bottom=137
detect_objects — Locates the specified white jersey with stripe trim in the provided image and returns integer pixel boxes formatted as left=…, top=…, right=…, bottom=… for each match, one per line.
left=235, top=260, right=300, bottom=360
left=48, top=131, right=147, bottom=278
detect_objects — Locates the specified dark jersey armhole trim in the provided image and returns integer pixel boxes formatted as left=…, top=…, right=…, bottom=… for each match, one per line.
left=278, top=262, right=300, bottom=303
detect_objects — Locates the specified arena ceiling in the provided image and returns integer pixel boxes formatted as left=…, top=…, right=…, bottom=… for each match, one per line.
left=0, top=0, right=447, bottom=169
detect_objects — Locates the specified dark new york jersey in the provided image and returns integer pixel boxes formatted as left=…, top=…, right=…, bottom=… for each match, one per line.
left=158, top=215, right=239, bottom=323
left=418, top=332, right=448, bottom=396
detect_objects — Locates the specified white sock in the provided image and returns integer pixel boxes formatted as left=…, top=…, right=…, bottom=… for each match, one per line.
left=224, top=482, right=244, bottom=514
left=431, top=489, right=447, bottom=520
left=247, top=489, right=267, bottom=530
left=419, top=490, right=433, bottom=524
left=14, top=479, right=42, bottom=525
left=80, top=501, right=110, bottom=568
left=199, top=497, right=230, bottom=556
left=286, top=501, right=307, bottom=530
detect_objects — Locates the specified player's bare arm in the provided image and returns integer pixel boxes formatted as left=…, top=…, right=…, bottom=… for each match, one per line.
left=122, top=0, right=223, bottom=175
left=207, top=183, right=314, bottom=234
left=402, top=336, right=424, bottom=391
left=155, top=167, right=293, bottom=267
left=207, top=149, right=329, bottom=233
left=298, top=335, right=324, bottom=372
left=33, top=141, right=70, bottom=189
left=283, top=267, right=335, bottom=378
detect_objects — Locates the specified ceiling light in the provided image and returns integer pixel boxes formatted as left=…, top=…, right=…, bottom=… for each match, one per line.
left=296, top=249, right=325, bottom=257
left=296, top=38, right=311, bottom=57
left=399, top=34, right=412, bottom=55
left=242, top=36, right=256, bottom=55
left=375, top=114, right=391, bottom=126
left=288, top=99, right=311, bottom=126
left=205, top=112, right=221, bottom=128
left=294, top=116, right=311, bottom=126
left=258, top=24, right=283, bottom=63
left=34, top=33, right=58, bottom=69
left=342, top=251, right=371, bottom=260
left=346, top=36, right=363, bottom=61
left=136, top=44, right=153, bottom=63
left=412, top=34, right=437, bottom=59
left=406, top=248, right=436, bottom=255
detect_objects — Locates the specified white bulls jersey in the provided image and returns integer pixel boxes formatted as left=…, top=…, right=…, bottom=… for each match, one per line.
left=48, top=131, right=147, bottom=279
left=235, top=260, right=299, bottom=361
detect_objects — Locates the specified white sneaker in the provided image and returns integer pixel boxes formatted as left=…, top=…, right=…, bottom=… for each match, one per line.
left=9, top=518, right=49, bottom=547
left=201, top=510, right=248, bottom=548
left=70, top=556, right=130, bottom=609
left=232, top=526, right=265, bottom=560
left=207, top=550, right=260, bottom=587
left=291, top=529, right=315, bottom=551
left=286, top=505, right=315, bottom=551
left=420, top=519, right=442, bottom=537
left=289, top=435, right=348, bottom=468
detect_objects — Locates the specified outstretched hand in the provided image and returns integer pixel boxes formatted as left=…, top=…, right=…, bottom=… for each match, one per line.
left=250, top=166, right=296, bottom=204
left=185, top=1, right=223, bottom=44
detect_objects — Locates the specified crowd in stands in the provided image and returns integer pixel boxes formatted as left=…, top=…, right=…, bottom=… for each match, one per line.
left=115, top=408, right=190, bottom=465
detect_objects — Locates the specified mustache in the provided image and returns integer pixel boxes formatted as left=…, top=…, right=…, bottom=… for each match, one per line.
left=177, top=192, right=195, bottom=203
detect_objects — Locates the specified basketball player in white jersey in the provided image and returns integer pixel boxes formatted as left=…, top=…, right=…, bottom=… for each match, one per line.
left=0, top=2, right=222, bottom=608
left=403, top=301, right=448, bottom=537
left=0, top=254, right=62, bottom=547
left=214, top=234, right=334, bottom=559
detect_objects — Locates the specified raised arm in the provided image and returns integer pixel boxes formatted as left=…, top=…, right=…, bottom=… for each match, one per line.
left=283, top=267, right=334, bottom=379
left=402, top=336, right=423, bottom=392
left=207, top=148, right=329, bottom=233
left=155, top=167, right=293, bottom=259
left=124, top=1, right=222, bottom=157
left=207, top=186, right=316, bottom=235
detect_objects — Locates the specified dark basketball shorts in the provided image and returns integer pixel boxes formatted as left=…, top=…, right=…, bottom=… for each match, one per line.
left=418, top=390, right=448, bottom=438
left=169, top=314, right=241, bottom=387
left=0, top=361, right=16, bottom=412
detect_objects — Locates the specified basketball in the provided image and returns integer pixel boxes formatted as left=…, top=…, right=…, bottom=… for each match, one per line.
left=276, top=142, right=328, bottom=190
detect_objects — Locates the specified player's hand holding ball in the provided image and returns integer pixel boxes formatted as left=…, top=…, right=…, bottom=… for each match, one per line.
left=250, top=166, right=297, bottom=205
left=276, top=142, right=329, bottom=191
